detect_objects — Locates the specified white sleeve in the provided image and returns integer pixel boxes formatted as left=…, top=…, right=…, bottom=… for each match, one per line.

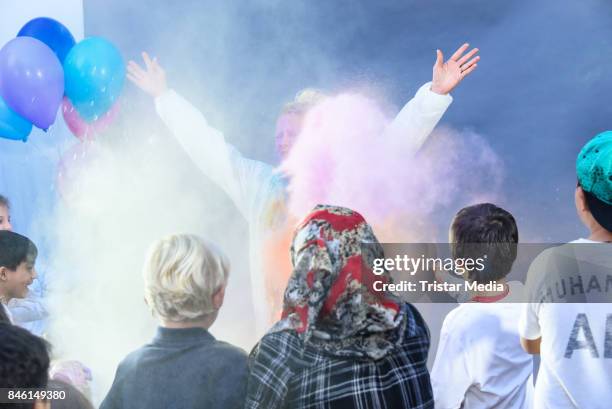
left=8, top=295, right=48, bottom=324
left=431, top=314, right=472, bottom=409
left=383, top=82, right=453, bottom=153
left=155, top=90, right=274, bottom=220
left=518, top=251, right=550, bottom=340
left=519, top=302, right=541, bottom=340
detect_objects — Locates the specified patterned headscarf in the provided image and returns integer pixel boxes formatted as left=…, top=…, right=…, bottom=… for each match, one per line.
left=270, top=205, right=406, bottom=360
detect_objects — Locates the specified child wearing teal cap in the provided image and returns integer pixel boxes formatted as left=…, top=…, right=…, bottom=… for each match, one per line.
left=519, top=131, right=612, bottom=409
left=575, top=130, right=612, bottom=237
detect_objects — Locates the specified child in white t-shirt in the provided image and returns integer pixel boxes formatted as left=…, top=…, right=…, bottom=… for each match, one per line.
left=432, top=203, right=533, bottom=409
left=519, top=131, right=612, bottom=409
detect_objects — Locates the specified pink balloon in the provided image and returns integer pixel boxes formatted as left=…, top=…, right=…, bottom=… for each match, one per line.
left=62, top=96, right=120, bottom=140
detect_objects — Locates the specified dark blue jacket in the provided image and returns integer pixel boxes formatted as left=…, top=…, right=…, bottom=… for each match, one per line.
left=100, top=327, right=248, bottom=409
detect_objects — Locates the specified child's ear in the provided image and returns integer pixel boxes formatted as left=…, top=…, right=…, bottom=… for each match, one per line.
left=0, top=266, right=7, bottom=281
left=575, top=186, right=593, bottom=219
left=212, top=285, right=226, bottom=310
left=576, top=186, right=588, bottom=211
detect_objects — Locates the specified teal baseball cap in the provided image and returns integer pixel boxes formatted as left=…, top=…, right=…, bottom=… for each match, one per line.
left=576, top=131, right=612, bottom=231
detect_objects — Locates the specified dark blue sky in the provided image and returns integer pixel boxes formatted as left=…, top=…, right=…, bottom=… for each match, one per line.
left=85, top=0, right=612, bottom=242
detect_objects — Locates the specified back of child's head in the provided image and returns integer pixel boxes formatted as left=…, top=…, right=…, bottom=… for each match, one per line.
left=47, top=379, right=94, bottom=409
left=576, top=131, right=612, bottom=233
left=143, top=234, right=230, bottom=323
left=0, top=323, right=50, bottom=409
left=0, top=230, right=37, bottom=271
left=450, top=203, right=518, bottom=283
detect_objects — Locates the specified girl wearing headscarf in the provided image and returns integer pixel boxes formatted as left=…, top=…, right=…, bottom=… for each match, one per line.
left=245, top=205, right=433, bottom=408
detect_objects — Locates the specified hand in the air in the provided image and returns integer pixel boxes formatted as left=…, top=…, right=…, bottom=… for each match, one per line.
left=431, top=43, right=479, bottom=95
left=127, top=52, right=168, bottom=98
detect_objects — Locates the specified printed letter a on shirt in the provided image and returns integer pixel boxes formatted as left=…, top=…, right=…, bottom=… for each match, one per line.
left=565, top=313, right=599, bottom=358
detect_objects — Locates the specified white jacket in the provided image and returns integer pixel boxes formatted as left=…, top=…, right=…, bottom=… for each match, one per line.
left=155, top=82, right=453, bottom=337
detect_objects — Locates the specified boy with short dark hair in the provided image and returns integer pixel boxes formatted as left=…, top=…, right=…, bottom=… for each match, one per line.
left=0, top=231, right=38, bottom=324
left=0, top=322, right=50, bottom=409
left=0, top=197, right=48, bottom=334
left=431, top=203, right=533, bottom=409
left=449, top=203, right=519, bottom=285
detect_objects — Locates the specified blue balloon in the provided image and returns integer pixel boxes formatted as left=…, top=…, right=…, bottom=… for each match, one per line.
left=0, top=94, right=33, bottom=142
left=0, top=37, right=65, bottom=130
left=18, top=17, right=75, bottom=64
left=64, top=37, right=125, bottom=121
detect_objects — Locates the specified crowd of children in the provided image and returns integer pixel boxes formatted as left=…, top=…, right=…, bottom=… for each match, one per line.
left=2, top=43, right=612, bottom=408
left=2, top=129, right=611, bottom=408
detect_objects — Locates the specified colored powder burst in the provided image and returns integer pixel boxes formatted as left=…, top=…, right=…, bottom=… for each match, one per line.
left=280, top=92, right=504, bottom=242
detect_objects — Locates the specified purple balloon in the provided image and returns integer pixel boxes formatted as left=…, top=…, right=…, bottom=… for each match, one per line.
left=0, top=37, right=64, bottom=129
